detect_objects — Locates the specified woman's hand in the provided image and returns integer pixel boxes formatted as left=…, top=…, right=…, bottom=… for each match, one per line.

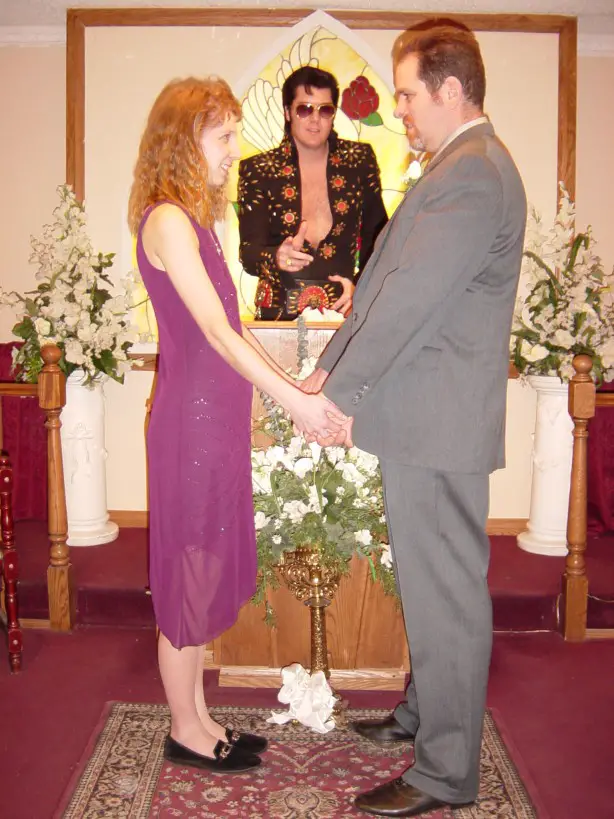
left=287, top=391, right=347, bottom=444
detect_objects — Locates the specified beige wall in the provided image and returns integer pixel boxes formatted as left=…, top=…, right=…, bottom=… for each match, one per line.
left=0, top=46, right=65, bottom=340
left=0, top=39, right=612, bottom=518
left=576, top=57, right=614, bottom=270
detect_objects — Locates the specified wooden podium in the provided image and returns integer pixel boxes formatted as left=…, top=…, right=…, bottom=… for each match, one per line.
left=206, top=322, right=409, bottom=690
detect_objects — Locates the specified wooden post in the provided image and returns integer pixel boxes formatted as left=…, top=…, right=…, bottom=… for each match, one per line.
left=0, top=452, right=22, bottom=671
left=38, top=344, right=75, bottom=630
left=561, top=354, right=595, bottom=641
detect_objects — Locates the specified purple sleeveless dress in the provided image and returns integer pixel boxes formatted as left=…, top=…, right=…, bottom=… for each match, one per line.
left=137, top=204, right=256, bottom=649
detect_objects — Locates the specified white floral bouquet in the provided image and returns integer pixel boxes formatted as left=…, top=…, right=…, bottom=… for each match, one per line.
left=0, top=184, right=141, bottom=384
left=511, top=185, right=614, bottom=384
left=252, top=342, right=395, bottom=623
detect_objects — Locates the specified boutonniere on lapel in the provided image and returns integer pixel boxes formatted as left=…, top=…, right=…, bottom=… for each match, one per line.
left=402, top=154, right=430, bottom=190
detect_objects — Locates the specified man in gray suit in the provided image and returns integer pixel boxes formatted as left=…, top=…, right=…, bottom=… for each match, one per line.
left=302, top=23, right=527, bottom=818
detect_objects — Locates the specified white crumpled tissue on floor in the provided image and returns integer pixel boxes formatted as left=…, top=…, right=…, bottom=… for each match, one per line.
left=267, top=662, right=337, bottom=733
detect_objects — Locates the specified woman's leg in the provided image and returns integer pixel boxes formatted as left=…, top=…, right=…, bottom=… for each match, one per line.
left=158, top=631, right=217, bottom=756
left=194, top=644, right=227, bottom=741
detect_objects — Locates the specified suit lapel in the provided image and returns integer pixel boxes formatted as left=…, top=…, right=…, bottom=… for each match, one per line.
left=421, top=121, right=494, bottom=179
left=355, top=122, right=495, bottom=299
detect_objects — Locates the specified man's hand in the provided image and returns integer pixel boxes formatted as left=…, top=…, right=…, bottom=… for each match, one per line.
left=329, top=275, right=354, bottom=317
left=276, top=221, right=313, bottom=273
left=288, top=392, right=346, bottom=442
left=313, top=416, right=354, bottom=448
left=299, top=367, right=329, bottom=394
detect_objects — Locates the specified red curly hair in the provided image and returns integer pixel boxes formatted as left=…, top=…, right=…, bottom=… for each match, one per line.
left=128, top=77, right=241, bottom=233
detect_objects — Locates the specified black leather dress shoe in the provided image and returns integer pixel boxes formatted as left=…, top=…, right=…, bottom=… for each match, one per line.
left=354, top=778, right=448, bottom=817
left=225, top=727, right=269, bottom=754
left=352, top=715, right=415, bottom=745
left=163, top=735, right=261, bottom=773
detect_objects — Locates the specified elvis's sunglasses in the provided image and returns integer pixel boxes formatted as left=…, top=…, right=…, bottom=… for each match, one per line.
left=294, top=103, right=337, bottom=119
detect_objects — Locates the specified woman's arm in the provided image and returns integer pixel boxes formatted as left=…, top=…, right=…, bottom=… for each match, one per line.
left=241, top=325, right=295, bottom=383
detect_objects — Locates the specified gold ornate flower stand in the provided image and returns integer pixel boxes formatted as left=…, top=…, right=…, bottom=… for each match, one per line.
left=278, top=546, right=349, bottom=723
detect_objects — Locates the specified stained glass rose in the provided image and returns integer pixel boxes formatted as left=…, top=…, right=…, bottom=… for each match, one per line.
left=340, top=77, right=382, bottom=125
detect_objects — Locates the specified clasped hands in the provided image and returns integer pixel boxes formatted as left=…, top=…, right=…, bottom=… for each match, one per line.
left=275, top=221, right=354, bottom=317
left=293, top=366, right=354, bottom=448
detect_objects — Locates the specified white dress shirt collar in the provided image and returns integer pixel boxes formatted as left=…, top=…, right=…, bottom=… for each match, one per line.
left=432, top=115, right=490, bottom=161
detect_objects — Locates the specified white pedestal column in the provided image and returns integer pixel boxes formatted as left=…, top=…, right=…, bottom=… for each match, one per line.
left=517, top=375, right=573, bottom=557
left=60, top=370, right=119, bottom=547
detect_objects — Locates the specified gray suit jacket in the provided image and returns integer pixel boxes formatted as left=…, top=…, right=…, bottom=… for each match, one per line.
left=319, top=122, right=527, bottom=474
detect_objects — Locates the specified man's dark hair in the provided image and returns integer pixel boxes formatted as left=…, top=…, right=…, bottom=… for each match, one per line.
left=392, top=23, right=486, bottom=109
left=281, top=66, right=340, bottom=110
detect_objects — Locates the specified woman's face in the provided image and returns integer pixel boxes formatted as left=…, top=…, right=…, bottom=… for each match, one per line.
left=200, top=113, right=241, bottom=188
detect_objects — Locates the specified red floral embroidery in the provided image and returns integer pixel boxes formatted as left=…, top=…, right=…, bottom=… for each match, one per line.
left=330, top=155, right=341, bottom=166
left=282, top=165, right=293, bottom=176
left=283, top=211, right=297, bottom=225
left=283, top=186, right=297, bottom=200
left=320, top=243, right=335, bottom=259
left=256, top=281, right=273, bottom=308
left=331, top=176, right=345, bottom=189
left=334, top=200, right=349, bottom=215
left=297, top=286, right=330, bottom=313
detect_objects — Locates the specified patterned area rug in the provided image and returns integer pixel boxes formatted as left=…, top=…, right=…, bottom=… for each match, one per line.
left=58, top=704, right=535, bottom=818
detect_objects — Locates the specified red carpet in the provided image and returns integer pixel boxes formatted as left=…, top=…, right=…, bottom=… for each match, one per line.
left=1, top=628, right=614, bottom=818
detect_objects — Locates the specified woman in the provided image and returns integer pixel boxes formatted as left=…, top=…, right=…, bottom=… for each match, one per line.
left=128, top=77, right=346, bottom=773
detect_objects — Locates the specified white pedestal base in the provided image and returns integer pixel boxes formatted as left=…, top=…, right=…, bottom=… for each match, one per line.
left=517, top=375, right=572, bottom=558
left=61, top=370, right=119, bottom=547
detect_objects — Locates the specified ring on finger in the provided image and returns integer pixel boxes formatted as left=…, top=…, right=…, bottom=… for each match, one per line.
left=287, top=258, right=293, bottom=267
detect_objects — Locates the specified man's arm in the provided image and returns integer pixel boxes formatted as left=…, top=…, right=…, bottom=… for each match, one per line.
left=317, top=315, right=353, bottom=373
left=323, top=154, right=504, bottom=414
left=357, top=144, right=388, bottom=274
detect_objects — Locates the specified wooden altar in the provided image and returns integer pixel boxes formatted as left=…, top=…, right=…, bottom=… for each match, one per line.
left=206, top=321, right=410, bottom=689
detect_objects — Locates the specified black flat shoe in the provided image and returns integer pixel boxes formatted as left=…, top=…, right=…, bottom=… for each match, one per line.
left=163, top=735, right=261, bottom=773
left=352, top=715, right=415, bottom=745
left=225, top=727, right=269, bottom=754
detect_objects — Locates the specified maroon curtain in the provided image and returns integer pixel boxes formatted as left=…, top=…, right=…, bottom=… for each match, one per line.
left=0, top=343, right=47, bottom=521
left=587, top=379, right=614, bottom=536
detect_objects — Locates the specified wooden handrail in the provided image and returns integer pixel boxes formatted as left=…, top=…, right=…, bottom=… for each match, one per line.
left=561, top=354, right=596, bottom=641
left=37, top=345, right=74, bottom=630
left=0, top=384, right=39, bottom=396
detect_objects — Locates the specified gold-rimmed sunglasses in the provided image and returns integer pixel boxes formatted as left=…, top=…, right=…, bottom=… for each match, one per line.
left=294, top=103, right=337, bottom=120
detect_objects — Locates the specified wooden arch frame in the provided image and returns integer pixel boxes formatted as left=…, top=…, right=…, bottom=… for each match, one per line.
left=66, top=8, right=577, bottom=203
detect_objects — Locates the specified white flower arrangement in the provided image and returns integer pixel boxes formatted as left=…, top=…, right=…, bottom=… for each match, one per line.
left=252, top=325, right=396, bottom=623
left=511, top=185, right=614, bottom=383
left=0, top=184, right=141, bottom=384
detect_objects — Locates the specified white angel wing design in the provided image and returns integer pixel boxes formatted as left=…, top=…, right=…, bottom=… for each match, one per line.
left=241, top=79, right=285, bottom=154
left=241, top=27, right=329, bottom=153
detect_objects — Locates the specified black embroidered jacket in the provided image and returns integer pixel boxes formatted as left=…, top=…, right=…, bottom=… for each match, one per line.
left=237, top=132, right=388, bottom=320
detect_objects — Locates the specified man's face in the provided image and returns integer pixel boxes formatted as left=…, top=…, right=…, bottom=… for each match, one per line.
left=199, top=114, right=240, bottom=188
left=393, top=54, right=450, bottom=154
left=285, top=85, right=336, bottom=150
